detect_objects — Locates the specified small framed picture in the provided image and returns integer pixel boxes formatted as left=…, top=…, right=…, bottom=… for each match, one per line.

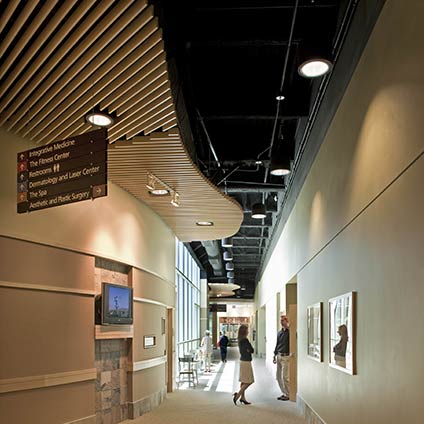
left=307, top=302, right=323, bottom=362
left=329, top=291, right=356, bottom=374
left=144, top=335, right=156, bottom=349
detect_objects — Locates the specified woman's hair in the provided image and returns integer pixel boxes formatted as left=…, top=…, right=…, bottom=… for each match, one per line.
left=338, top=324, right=348, bottom=339
left=238, top=324, right=248, bottom=341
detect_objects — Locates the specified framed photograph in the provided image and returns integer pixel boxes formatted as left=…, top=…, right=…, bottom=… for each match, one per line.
left=143, top=335, right=156, bottom=349
left=329, top=291, right=356, bottom=374
left=307, top=302, right=323, bottom=362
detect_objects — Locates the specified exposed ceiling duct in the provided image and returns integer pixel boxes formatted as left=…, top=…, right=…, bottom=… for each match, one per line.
left=201, top=240, right=224, bottom=276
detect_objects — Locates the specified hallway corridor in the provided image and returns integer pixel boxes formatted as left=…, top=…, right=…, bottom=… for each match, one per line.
left=128, top=348, right=306, bottom=424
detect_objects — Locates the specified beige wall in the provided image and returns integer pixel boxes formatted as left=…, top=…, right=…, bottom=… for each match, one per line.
left=0, top=129, right=175, bottom=282
left=256, top=0, right=424, bottom=422
left=0, top=130, right=175, bottom=422
left=0, top=238, right=96, bottom=423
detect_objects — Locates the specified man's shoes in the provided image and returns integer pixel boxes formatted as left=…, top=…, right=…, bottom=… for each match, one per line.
left=277, top=395, right=290, bottom=401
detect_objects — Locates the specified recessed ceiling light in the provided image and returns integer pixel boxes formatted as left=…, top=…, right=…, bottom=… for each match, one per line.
left=276, top=94, right=285, bottom=101
left=298, top=59, right=332, bottom=78
left=149, top=189, right=169, bottom=196
left=85, top=111, right=114, bottom=127
left=196, top=221, right=214, bottom=226
left=270, top=167, right=290, bottom=176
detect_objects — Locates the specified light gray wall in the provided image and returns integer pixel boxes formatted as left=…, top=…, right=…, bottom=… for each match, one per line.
left=256, top=0, right=424, bottom=422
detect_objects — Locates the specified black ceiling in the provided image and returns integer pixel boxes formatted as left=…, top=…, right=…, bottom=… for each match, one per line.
left=155, top=0, right=351, bottom=298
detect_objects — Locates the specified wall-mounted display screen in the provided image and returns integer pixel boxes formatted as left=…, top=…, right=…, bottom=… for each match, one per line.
left=102, top=283, right=133, bottom=325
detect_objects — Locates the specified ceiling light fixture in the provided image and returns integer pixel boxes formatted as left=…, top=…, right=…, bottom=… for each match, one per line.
left=170, top=191, right=180, bottom=207
left=196, top=221, right=214, bottom=226
left=146, top=173, right=155, bottom=190
left=298, top=58, right=332, bottom=78
left=85, top=110, right=115, bottom=127
left=270, top=154, right=291, bottom=176
left=222, top=237, right=233, bottom=247
left=149, top=189, right=169, bottom=196
left=270, top=138, right=292, bottom=176
left=276, top=94, right=285, bottom=101
left=251, top=203, right=267, bottom=219
left=146, top=172, right=181, bottom=207
left=223, top=251, right=233, bottom=261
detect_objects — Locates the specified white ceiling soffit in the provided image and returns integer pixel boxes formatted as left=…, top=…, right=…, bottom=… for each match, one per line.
left=0, top=1, right=177, bottom=144
left=108, top=129, right=244, bottom=242
left=208, top=283, right=241, bottom=298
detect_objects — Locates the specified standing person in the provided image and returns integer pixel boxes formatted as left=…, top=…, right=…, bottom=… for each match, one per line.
left=200, top=330, right=213, bottom=372
left=219, top=331, right=229, bottom=362
left=273, top=315, right=290, bottom=401
left=333, top=324, right=348, bottom=368
left=233, top=325, right=254, bottom=405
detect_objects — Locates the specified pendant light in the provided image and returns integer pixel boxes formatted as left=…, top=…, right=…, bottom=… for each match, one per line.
left=251, top=203, right=266, bottom=219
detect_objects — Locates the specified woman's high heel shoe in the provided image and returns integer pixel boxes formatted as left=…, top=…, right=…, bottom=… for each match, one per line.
left=232, top=392, right=238, bottom=405
left=240, top=399, right=251, bottom=405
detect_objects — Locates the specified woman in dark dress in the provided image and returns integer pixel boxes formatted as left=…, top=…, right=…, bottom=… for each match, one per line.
left=233, top=324, right=254, bottom=405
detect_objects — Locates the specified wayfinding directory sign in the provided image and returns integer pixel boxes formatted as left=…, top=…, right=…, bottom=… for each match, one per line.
left=17, top=129, right=108, bottom=213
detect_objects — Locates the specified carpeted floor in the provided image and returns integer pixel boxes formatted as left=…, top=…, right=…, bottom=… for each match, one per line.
left=127, top=347, right=306, bottom=424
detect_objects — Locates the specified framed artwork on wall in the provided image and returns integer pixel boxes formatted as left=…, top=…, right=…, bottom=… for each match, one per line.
left=307, top=302, right=323, bottom=362
left=329, top=291, right=356, bottom=374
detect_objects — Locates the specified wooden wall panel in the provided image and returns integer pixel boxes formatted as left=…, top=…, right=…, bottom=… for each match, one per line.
left=0, top=381, right=94, bottom=424
left=132, top=302, right=166, bottom=363
left=131, top=268, right=174, bottom=307
left=0, top=288, right=94, bottom=379
left=0, top=236, right=94, bottom=290
left=128, top=365, right=166, bottom=402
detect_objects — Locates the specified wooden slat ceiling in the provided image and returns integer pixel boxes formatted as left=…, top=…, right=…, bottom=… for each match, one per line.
left=1, top=1, right=243, bottom=241
left=0, top=1, right=175, bottom=144
left=108, top=129, right=243, bottom=242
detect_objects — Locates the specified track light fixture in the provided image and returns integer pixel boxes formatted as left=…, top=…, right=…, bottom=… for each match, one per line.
left=146, top=172, right=180, bottom=206
left=170, top=191, right=180, bottom=207
left=222, top=237, right=233, bottom=247
left=251, top=203, right=266, bottom=219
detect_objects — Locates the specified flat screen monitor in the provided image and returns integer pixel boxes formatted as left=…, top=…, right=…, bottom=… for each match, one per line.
left=102, top=283, right=133, bottom=325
